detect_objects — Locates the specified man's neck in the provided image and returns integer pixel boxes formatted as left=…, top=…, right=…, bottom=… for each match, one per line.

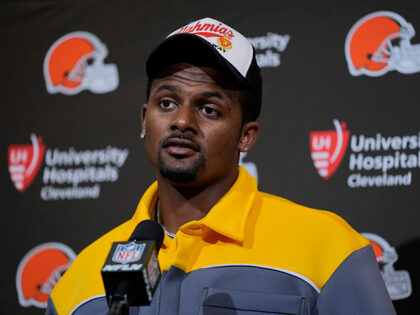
left=156, top=169, right=238, bottom=234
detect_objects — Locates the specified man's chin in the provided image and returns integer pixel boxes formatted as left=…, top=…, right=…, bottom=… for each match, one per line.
left=158, top=149, right=204, bottom=183
left=160, top=167, right=198, bottom=183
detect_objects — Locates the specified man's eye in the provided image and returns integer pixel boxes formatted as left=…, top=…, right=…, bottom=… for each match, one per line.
left=200, top=106, right=219, bottom=117
left=159, top=100, right=175, bottom=109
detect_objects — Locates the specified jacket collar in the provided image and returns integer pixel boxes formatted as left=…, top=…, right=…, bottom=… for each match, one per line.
left=131, top=167, right=258, bottom=243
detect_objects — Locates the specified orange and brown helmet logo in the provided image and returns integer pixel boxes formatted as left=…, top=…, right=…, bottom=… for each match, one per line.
left=362, top=233, right=412, bottom=300
left=345, top=11, right=420, bottom=76
left=16, top=242, right=76, bottom=308
left=43, top=31, right=119, bottom=95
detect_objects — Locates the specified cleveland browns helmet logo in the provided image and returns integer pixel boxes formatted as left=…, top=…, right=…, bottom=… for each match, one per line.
left=345, top=11, right=420, bottom=76
left=362, top=233, right=412, bottom=300
left=16, top=242, right=76, bottom=308
left=43, top=31, right=119, bottom=95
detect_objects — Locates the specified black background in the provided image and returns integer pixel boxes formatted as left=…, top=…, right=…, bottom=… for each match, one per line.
left=2, top=0, right=419, bottom=313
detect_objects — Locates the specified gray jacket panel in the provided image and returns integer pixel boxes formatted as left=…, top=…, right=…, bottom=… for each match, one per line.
left=315, top=245, right=396, bottom=315
left=46, top=246, right=395, bottom=315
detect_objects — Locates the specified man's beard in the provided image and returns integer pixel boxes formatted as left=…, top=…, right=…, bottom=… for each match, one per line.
left=157, top=135, right=204, bottom=183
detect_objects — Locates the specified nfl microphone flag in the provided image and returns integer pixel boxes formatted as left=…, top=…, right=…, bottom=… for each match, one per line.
left=101, top=240, right=161, bottom=306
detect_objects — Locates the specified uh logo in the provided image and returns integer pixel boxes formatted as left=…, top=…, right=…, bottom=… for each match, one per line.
left=8, top=134, right=46, bottom=192
left=310, top=120, right=350, bottom=179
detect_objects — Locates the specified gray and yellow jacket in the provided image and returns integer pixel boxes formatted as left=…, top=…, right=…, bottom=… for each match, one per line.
left=47, top=167, right=396, bottom=314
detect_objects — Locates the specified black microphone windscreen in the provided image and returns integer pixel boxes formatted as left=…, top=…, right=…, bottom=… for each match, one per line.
left=129, top=220, right=164, bottom=252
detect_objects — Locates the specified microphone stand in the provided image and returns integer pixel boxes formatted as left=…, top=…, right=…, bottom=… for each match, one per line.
left=108, top=295, right=129, bottom=315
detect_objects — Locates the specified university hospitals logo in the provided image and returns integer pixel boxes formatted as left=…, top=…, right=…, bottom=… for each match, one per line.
left=310, top=120, right=350, bottom=179
left=16, top=242, right=76, bottom=309
left=8, top=134, right=46, bottom=192
left=362, top=233, right=412, bottom=300
left=43, top=31, right=119, bottom=95
left=309, top=122, right=420, bottom=187
left=345, top=11, right=420, bottom=76
left=248, top=32, right=290, bottom=68
left=112, top=242, right=145, bottom=264
left=8, top=134, right=129, bottom=200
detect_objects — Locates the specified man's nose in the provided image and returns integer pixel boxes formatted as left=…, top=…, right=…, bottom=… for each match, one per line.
left=171, top=105, right=198, bottom=134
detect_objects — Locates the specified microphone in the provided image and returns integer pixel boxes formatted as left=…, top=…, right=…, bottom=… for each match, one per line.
left=101, top=220, right=164, bottom=315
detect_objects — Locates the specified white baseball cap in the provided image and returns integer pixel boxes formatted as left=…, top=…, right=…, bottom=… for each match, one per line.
left=146, top=17, right=262, bottom=118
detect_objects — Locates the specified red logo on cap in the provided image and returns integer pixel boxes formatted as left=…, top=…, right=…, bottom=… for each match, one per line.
left=175, top=20, right=235, bottom=39
left=217, top=36, right=233, bottom=49
left=310, top=120, right=350, bottom=179
left=8, top=134, right=45, bottom=192
left=16, top=242, right=76, bottom=308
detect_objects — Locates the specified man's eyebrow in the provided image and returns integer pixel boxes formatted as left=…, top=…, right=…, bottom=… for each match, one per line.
left=154, top=85, right=225, bottom=100
left=155, top=84, right=180, bottom=93
left=201, top=91, right=225, bottom=100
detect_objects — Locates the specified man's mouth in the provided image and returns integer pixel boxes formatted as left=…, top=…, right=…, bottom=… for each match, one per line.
left=162, top=137, right=200, bottom=157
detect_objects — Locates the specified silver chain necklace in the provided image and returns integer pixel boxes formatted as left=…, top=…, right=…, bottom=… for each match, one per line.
left=156, top=201, right=176, bottom=239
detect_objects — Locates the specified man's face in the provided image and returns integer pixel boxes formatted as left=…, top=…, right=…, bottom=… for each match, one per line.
left=142, top=63, right=257, bottom=186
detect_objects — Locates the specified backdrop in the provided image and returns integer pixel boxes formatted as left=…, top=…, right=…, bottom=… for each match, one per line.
left=2, top=0, right=419, bottom=313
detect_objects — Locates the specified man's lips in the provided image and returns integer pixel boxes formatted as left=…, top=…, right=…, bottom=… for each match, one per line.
left=162, top=137, right=200, bottom=156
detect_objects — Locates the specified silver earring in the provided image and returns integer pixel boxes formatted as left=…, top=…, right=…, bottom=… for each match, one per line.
left=140, top=132, right=145, bottom=139
left=241, top=146, right=248, bottom=151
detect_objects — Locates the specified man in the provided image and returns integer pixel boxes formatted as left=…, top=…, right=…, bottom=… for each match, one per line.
left=47, top=18, right=396, bottom=314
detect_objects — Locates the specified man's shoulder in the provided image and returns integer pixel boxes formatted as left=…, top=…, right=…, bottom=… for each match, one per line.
left=251, top=190, right=370, bottom=289
left=254, top=190, right=370, bottom=260
left=50, top=219, right=134, bottom=314
left=257, top=190, right=366, bottom=240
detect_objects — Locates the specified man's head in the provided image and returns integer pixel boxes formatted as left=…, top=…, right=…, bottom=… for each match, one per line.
left=142, top=18, right=262, bottom=185
left=146, top=17, right=262, bottom=124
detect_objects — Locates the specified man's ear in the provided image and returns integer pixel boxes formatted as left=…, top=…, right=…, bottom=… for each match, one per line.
left=238, top=121, right=260, bottom=152
left=141, top=103, right=148, bottom=135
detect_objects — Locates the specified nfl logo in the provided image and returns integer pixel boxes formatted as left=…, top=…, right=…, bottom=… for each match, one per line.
left=112, top=242, right=145, bottom=264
